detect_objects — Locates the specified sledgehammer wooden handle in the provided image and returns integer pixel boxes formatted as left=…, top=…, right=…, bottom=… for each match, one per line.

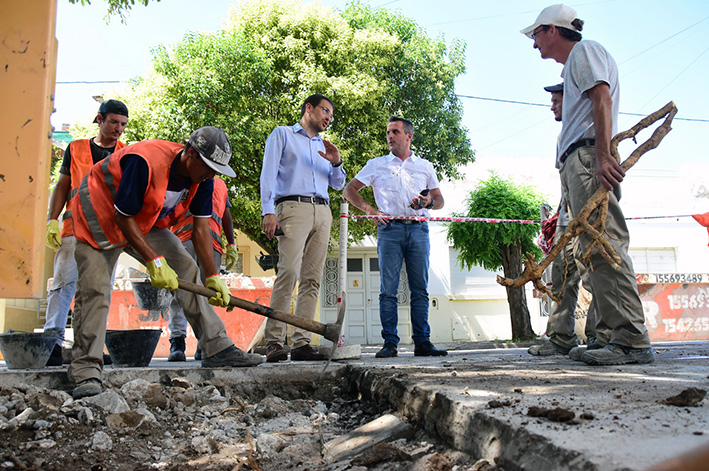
left=177, top=279, right=340, bottom=343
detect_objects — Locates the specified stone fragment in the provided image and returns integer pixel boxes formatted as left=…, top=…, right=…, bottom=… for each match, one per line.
left=91, top=431, right=113, bottom=451
left=81, top=390, right=129, bottom=414
left=323, top=414, right=414, bottom=463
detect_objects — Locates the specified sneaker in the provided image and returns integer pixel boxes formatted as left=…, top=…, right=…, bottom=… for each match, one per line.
left=568, top=341, right=603, bottom=361
left=290, top=344, right=326, bottom=361
left=202, top=345, right=264, bottom=368
left=45, top=344, right=64, bottom=367
left=72, top=378, right=103, bottom=399
left=266, top=343, right=288, bottom=363
left=414, top=341, right=448, bottom=357
left=375, top=342, right=398, bottom=358
left=194, top=346, right=202, bottom=361
left=581, top=343, right=655, bottom=366
left=168, top=336, right=187, bottom=362
left=528, top=339, right=571, bottom=357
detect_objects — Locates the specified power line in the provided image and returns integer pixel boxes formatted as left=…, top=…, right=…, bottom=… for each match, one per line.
left=56, top=80, right=121, bottom=84
left=457, top=94, right=709, bottom=123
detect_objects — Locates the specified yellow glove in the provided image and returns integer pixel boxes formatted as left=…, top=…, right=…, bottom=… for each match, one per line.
left=46, top=219, right=62, bottom=250
left=225, top=244, right=238, bottom=271
left=146, top=256, right=178, bottom=291
left=205, top=274, right=230, bottom=307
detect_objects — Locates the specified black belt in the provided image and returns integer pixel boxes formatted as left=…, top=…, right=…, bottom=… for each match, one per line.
left=393, top=219, right=422, bottom=225
left=559, top=139, right=595, bottom=164
left=275, top=195, right=328, bottom=206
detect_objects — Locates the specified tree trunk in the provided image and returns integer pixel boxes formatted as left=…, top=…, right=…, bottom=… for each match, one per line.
left=500, top=243, right=536, bottom=340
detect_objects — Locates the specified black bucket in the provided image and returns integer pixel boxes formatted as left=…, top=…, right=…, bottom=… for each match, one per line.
left=105, top=329, right=162, bottom=367
left=131, top=281, right=171, bottom=311
left=0, top=331, right=59, bottom=369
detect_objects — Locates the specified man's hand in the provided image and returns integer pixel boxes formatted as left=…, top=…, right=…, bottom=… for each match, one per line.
left=596, top=153, right=625, bottom=190
left=225, top=244, right=238, bottom=271
left=318, top=140, right=341, bottom=165
left=146, top=256, right=178, bottom=291
left=46, top=219, right=62, bottom=250
left=205, top=274, right=230, bottom=307
left=262, top=213, right=280, bottom=240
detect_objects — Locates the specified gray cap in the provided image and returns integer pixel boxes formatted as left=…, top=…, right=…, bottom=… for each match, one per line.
left=544, top=83, right=564, bottom=94
left=188, top=126, right=235, bottom=178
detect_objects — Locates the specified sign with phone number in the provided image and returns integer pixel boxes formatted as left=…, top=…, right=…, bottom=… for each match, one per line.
left=636, top=273, right=707, bottom=284
left=639, top=281, right=709, bottom=342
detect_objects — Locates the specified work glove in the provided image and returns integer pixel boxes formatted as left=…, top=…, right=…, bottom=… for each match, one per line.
left=225, top=244, right=238, bottom=271
left=205, top=274, right=231, bottom=307
left=46, top=219, right=62, bottom=250
left=146, top=256, right=178, bottom=291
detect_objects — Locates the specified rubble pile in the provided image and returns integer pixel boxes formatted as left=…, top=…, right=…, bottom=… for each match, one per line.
left=0, top=376, right=488, bottom=471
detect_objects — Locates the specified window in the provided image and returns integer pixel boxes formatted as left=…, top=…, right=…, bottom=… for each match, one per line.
left=629, top=248, right=676, bottom=273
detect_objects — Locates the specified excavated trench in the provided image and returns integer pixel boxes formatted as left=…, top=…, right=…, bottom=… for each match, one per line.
left=0, top=362, right=611, bottom=471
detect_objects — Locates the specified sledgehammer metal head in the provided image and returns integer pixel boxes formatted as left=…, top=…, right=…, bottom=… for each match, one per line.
left=177, top=279, right=345, bottom=344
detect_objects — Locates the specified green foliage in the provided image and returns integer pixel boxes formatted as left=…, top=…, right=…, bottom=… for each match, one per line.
left=68, top=0, right=157, bottom=23
left=109, top=0, right=472, bottom=253
left=447, top=173, right=546, bottom=272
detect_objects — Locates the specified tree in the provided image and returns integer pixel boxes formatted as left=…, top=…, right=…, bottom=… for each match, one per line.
left=68, top=0, right=160, bottom=23
left=113, top=0, right=474, bottom=254
left=447, top=174, right=546, bottom=340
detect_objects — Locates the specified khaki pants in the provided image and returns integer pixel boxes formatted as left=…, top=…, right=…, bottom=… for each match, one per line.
left=265, top=201, right=332, bottom=348
left=560, top=146, right=651, bottom=349
left=68, top=228, right=233, bottom=383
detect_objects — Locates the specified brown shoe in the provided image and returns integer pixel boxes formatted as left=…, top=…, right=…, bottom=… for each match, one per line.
left=290, top=344, right=326, bottom=361
left=266, top=344, right=288, bottom=363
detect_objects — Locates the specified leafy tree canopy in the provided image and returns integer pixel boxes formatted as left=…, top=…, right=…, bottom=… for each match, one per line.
left=68, top=0, right=158, bottom=23
left=447, top=173, right=546, bottom=272
left=102, top=0, right=473, bottom=253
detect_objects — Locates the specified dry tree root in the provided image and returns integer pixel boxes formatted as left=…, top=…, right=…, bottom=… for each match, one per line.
left=497, top=101, right=678, bottom=302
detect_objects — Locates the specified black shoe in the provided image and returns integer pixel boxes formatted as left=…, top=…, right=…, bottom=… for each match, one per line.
left=202, top=345, right=264, bottom=367
left=194, top=346, right=202, bottom=361
left=290, top=344, right=326, bottom=361
left=414, top=341, right=448, bottom=357
left=168, top=336, right=187, bottom=362
left=375, top=342, right=398, bottom=358
left=72, top=378, right=103, bottom=399
left=266, top=344, right=288, bottom=362
left=45, top=344, right=63, bottom=367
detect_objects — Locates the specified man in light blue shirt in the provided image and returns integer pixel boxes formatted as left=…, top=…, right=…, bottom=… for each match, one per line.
left=259, top=93, right=345, bottom=362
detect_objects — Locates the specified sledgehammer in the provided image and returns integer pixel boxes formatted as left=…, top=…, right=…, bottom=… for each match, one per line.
left=177, top=279, right=346, bottom=346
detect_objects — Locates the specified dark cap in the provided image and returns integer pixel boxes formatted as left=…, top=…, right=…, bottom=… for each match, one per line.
left=188, top=126, right=235, bottom=178
left=93, top=99, right=129, bottom=123
left=544, top=83, right=564, bottom=94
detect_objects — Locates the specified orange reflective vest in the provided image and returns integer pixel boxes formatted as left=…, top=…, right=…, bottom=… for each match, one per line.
left=73, top=140, right=199, bottom=250
left=61, top=139, right=126, bottom=238
left=171, top=177, right=228, bottom=253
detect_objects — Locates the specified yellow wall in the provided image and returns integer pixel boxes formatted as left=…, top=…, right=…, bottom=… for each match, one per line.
left=0, top=0, right=57, bottom=298
left=236, top=231, right=275, bottom=278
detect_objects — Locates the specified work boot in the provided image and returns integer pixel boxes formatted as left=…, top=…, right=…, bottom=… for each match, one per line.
left=72, top=378, right=103, bottom=399
left=290, top=344, right=326, bottom=361
left=202, top=345, right=264, bottom=367
left=568, top=341, right=602, bottom=361
left=266, top=344, right=288, bottom=363
left=375, top=342, right=398, bottom=358
left=194, top=346, right=202, bottom=361
left=414, top=341, right=448, bottom=357
left=528, top=339, right=571, bottom=356
left=45, top=344, right=64, bottom=367
left=168, top=336, right=187, bottom=362
left=581, top=343, right=655, bottom=366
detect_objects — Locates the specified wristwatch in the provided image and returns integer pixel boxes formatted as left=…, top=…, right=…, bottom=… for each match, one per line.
left=332, top=160, right=343, bottom=167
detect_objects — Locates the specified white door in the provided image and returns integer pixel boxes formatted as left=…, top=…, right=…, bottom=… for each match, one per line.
left=365, top=255, right=411, bottom=344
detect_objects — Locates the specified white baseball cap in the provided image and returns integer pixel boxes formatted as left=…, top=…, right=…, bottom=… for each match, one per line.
left=520, top=4, right=579, bottom=39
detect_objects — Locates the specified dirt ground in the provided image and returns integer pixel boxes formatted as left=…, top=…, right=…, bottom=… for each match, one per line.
left=0, top=374, right=494, bottom=471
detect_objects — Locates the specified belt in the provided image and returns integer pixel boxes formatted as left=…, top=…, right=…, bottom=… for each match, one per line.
left=559, top=139, right=595, bottom=164
left=393, top=219, right=422, bottom=225
left=275, top=195, right=328, bottom=206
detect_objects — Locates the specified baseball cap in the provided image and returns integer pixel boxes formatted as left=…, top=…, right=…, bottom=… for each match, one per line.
left=521, top=4, right=579, bottom=39
left=93, top=99, right=129, bottom=123
left=544, top=83, right=564, bottom=93
left=188, top=126, right=236, bottom=178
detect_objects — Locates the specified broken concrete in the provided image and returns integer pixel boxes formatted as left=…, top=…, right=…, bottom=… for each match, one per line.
left=0, top=341, right=706, bottom=470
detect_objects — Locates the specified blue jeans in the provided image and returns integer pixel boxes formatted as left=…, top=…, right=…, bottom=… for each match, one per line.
left=377, top=221, right=431, bottom=346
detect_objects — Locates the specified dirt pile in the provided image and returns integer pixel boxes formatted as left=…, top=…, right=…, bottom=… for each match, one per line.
left=0, top=375, right=489, bottom=471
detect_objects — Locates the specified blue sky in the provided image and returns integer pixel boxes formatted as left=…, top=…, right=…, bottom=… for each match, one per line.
left=54, top=0, right=709, bottom=180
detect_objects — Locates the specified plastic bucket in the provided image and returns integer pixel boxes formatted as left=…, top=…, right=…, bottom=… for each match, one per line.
left=105, top=329, right=162, bottom=367
left=0, top=331, right=59, bottom=369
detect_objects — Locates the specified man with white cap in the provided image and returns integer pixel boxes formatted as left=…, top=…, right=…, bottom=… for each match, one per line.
left=521, top=5, right=654, bottom=365
left=69, top=126, right=263, bottom=399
